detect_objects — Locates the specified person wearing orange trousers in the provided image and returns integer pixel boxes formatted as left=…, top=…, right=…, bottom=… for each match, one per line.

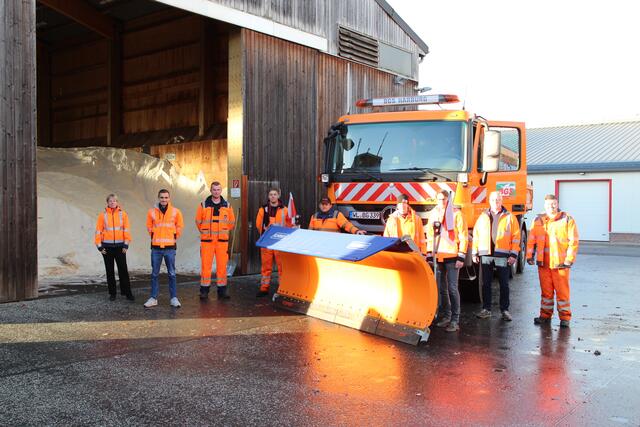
left=526, top=194, right=579, bottom=328
left=255, top=188, right=292, bottom=297
left=196, top=181, right=235, bottom=300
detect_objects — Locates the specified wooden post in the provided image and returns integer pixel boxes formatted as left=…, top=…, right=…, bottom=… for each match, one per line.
left=1, top=0, right=38, bottom=302
left=37, top=40, right=52, bottom=147
left=199, top=17, right=213, bottom=137
left=227, top=29, right=244, bottom=273
left=107, top=27, right=122, bottom=146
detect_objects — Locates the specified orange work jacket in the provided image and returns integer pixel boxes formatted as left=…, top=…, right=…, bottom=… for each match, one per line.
left=526, top=211, right=579, bottom=268
left=256, top=203, right=292, bottom=236
left=196, top=196, right=235, bottom=242
left=383, top=208, right=427, bottom=255
left=309, top=209, right=360, bottom=234
left=147, top=203, right=184, bottom=248
left=426, top=207, right=468, bottom=261
left=95, top=206, right=131, bottom=247
left=472, top=208, right=521, bottom=258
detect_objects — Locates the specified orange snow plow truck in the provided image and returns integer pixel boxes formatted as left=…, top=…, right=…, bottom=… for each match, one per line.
left=258, top=95, right=532, bottom=345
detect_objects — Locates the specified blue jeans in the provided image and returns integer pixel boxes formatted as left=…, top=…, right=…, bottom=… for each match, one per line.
left=481, top=257, right=510, bottom=312
left=436, top=259, right=461, bottom=323
left=150, top=248, right=177, bottom=299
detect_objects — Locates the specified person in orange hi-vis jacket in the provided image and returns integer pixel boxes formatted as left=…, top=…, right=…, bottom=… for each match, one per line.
left=472, top=191, right=521, bottom=323
left=95, top=193, right=134, bottom=302
left=526, top=194, right=579, bottom=328
left=384, top=193, right=427, bottom=255
left=143, top=189, right=184, bottom=309
left=308, top=196, right=366, bottom=235
left=196, top=181, right=235, bottom=301
left=255, top=187, right=292, bottom=297
left=425, top=190, right=468, bottom=333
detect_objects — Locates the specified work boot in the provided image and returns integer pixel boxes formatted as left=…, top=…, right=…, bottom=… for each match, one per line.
left=217, top=286, right=230, bottom=300
left=475, top=309, right=492, bottom=319
left=256, top=289, right=269, bottom=298
left=125, top=293, right=135, bottom=302
left=501, top=310, right=513, bottom=321
left=435, top=317, right=451, bottom=328
left=199, top=286, right=210, bottom=300
left=560, top=319, right=570, bottom=328
left=533, top=316, right=551, bottom=325
left=445, top=321, right=460, bottom=332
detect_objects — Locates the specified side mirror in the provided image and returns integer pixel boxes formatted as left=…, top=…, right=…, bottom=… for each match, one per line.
left=481, top=130, right=501, bottom=173
left=340, top=137, right=355, bottom=151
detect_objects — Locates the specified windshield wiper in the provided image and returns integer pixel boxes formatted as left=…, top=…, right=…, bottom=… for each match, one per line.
left=388, top=167, right=451, bottom=181
left=346, top=168, right=381, bottom=182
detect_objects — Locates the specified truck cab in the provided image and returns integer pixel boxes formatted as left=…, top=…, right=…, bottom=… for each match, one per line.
left=321, top=95, right=532, bottom=298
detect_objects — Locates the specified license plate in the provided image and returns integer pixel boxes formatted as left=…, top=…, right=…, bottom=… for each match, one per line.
left=349, top=211, right=381, bottom=220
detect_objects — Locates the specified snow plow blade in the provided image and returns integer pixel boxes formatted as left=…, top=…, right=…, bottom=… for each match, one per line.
left=256, top=226, right=438, bottom=345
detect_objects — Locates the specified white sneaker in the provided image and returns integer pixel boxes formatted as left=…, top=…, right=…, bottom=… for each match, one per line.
left=170, top=297, right=181, bottom=308
left=143, top=297, right=158, bottom=308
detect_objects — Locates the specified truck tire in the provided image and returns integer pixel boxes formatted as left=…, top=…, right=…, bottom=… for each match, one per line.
left=516, top=227, right=527, bottom=274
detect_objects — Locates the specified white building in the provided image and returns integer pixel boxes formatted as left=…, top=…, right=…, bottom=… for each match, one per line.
left=526, top=120, right=640, bottom=243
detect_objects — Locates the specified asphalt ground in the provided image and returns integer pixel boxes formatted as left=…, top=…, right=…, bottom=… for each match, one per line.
left=1, top=243, right=639, bottom=426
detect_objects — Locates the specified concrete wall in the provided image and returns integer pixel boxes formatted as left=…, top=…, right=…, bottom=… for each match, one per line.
left=526, top=171, right=640, bottom=239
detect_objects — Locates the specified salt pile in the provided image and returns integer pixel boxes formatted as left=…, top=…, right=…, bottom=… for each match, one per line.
left=38, top=147, right=212, bottom=286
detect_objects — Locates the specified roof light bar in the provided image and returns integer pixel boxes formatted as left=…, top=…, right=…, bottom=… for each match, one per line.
left=355, top=94, right=460, bottom=108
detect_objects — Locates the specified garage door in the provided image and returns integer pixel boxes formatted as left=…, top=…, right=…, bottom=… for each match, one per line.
left=558, top=181, right=609, bottom=241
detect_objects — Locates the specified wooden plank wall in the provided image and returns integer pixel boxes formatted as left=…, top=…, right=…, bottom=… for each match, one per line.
left=206, top=0, right=424, bottom=64
left=50, top=38, right=109, bottom=146
left=243, top=30, right=317, bottom=272
left=1, top=0, right=38, bottom=302
left=150, top=139, right=228, bottom=190
left=122, top=11, right=200, bottom=134
left=242, top=29, right=416, bottom=272
left=39, top=9, right=229, bottom=148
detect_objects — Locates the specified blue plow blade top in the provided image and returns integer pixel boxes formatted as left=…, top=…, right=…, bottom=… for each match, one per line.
left=256, top=226, right=400, bottom=262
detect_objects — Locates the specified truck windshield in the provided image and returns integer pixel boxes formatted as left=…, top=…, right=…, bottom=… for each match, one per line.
left=330, top=121, right=467, bottom=173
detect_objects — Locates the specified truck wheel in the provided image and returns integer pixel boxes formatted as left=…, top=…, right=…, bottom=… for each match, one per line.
left=516, top=228, right=527, bottom=274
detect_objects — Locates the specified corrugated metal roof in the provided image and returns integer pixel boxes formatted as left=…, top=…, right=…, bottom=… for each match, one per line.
left=527, top=121, right=640, bottom=173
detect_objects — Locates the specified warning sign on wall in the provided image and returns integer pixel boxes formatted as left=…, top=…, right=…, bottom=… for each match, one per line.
left=231, top=179, right=241, bottom=198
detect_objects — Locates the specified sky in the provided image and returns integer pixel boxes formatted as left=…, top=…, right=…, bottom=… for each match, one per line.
left=386, top=0, right=640, bottom=127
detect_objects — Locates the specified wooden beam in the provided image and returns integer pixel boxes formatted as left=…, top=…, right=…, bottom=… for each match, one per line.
left=38, top=0, right=115, bottom=39
left=107, top=28, right=122, bottom=146
left=37, top=41, right=52, bottom=147
left=199, top=18, right=214, bottom=137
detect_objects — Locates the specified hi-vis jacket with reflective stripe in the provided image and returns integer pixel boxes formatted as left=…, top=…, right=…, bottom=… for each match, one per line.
left=146, top=203, right=184, bottom=248
left=196, top=196, right=235, bottom=242
left=526, top=211, right=579, bottom=268
left=95, top=206, right=131, bottom=247
left=255, top=203, right=291, bottom=236
left=426, top=208, right=468, bottom=262
left=472, top=207, right=521, bottom=258
left=383, top=208, right=427, bottom=255
left=309, top=209, right=360, bottom=234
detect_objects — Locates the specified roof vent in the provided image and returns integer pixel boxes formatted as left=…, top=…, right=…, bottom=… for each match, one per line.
left=338, top=26, right=378, bottom=67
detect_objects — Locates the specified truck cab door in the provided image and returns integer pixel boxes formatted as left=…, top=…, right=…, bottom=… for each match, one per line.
left=473, top=121, right=527, bottom=217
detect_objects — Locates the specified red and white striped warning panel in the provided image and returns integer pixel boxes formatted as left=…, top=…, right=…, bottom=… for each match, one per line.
left=470, top=186, right=487, bottom=204
left=333, top=182, right=456, bottom=203
left=333, top=182, right=489, bottom=204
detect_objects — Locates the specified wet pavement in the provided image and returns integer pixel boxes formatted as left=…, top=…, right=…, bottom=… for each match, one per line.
left=1, top=244, right=639, bottom=426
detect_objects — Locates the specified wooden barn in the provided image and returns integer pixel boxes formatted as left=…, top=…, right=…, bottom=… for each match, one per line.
left=1, top=0, right=428, bottom=302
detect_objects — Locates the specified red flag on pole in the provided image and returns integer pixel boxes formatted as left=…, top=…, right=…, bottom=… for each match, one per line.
left=441, top=191, right=456, bottom=240
left=287, top=192, right=297, bottom=225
